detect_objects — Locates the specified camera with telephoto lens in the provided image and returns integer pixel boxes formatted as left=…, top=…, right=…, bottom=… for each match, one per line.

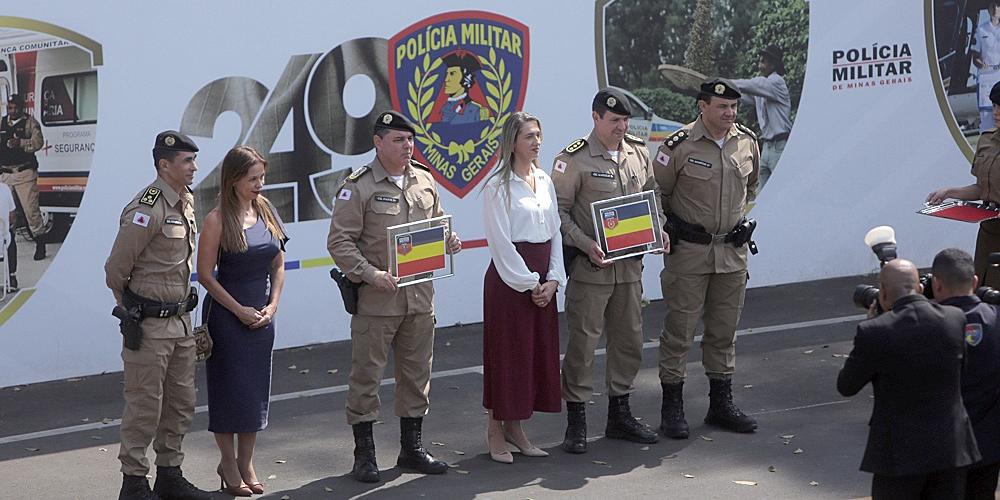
left=972, top=252, right=1000, bottom=305
left=851, top=226, right=934, bottom=311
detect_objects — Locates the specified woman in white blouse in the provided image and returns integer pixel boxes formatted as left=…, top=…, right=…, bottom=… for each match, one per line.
left=481, top=111, right=567, bottom=463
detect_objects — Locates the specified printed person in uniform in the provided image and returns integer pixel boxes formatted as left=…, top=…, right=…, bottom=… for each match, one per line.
left=731, top=45, right=792, bottom=195
left=972, top=1, right=1000, bottom=130
left=654, top=79, right=760, bottom=440
left=550, top=88, right=668, bottom=454
left=429, top=50, right=491, bottom=125
left=104, top=131, right=211, bottom=500
left=328, top=110, right=462, bottom=483
left=0, top=93, right=48, bottom=265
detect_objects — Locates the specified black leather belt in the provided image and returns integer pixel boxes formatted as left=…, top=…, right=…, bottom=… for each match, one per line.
left=122, top=288, right=196, bottom=319
left=762, top=132, right=789, bottom=142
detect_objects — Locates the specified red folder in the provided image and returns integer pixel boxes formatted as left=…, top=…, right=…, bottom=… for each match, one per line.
left=918, top=201, right=1000, bottom=223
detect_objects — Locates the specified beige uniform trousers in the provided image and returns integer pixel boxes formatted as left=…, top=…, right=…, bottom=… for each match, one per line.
left=561, top=280, right=643, bottom=402
left=346, top=313, right=435, bottom=425
left=659, top=270, right=747, bottom=384
left=0, top=168, right=44, bottom=236
left=119, top=335, right=196, bottom=476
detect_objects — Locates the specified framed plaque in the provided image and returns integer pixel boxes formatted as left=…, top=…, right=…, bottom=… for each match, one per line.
left=917, top=201, right=1000, bottom=223
left=386, top=215, right=454, bottom=287
left=590, top=190, right=663, bottom=262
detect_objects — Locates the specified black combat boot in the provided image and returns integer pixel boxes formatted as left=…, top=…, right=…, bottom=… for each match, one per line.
left=119, top=474, right=160, bottom=500
left=704, top=376, right=757, bottom=433
left=396, top=417, right=448, bottom=474
left=32, top=242, right=45, bottom=261
left=351, top=421, right=381, bottom=483
left=561, top=401, right=588, bottom=454
left=151, top=466, right=211, bottom=500
left=605, top=394, right=659, bottom=443
left=660, top=382, right=689, bottom=439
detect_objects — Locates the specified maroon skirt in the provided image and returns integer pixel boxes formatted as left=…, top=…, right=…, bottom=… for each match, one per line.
left=482, top=240, right=561, bottom=420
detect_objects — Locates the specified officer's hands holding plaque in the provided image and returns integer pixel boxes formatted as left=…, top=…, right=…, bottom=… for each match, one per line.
left=589, top=191, right=665, bottom=262
left=651, top=230, right=671, bottom=255
left=586, top=240, right=611, bottom=268
left=372, top=270, right=399, bottom=292
left=447, top=231, right=462, bottom=254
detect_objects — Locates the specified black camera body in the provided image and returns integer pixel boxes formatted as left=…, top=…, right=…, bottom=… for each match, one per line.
left=853, top=273, right=934, bottom=311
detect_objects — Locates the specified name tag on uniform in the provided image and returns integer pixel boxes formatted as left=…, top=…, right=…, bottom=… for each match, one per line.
left=164, top=218, right=184, bottom=225
left=688, top=157, right=712, bottom=168
left=375, top=195, right=399, bottom=203
left=590, top=171, right=614, bottom=179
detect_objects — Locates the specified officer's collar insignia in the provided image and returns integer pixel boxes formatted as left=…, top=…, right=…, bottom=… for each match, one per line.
left=564, top=138, right=587, bottom=154
left=139, top=186, right=162, bottom=206
left=346, top=166, right=369, bottom=182
left=388, top=11, right=530, bottom=198
left=164, top=135, right=176, bottom=147
left=714, top=84, right=725, bottom=95
left=606, top=96, right=617, bottom=108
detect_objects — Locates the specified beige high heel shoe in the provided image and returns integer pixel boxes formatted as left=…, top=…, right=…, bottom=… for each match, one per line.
left=487, top=427, right=513, bottom=463
left=503, top=430, right=549, bottom=457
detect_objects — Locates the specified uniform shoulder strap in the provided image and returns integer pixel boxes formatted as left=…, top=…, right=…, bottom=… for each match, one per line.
left=409, top=159, right=431, bottom=172
left=624, top=133, right=646, bottom=145
left=663, top=129, right=689, bottom=151
left=138, top=186, right=162, bottom=207
left=346, top=166, right=370, bottom=182
left=735, top=123, right=757, bottom=141
left=563, top=138, right=587, bottom=155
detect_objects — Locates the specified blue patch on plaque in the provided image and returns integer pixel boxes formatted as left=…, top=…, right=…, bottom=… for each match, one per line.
left=389, top=11, right=530, bottom=198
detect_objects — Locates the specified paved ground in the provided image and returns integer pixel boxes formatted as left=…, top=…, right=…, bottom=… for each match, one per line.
left=0, top=273, right=980, bottom=499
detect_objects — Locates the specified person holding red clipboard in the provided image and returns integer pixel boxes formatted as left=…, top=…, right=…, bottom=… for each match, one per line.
left=927, top=81, right=1000, bottom=287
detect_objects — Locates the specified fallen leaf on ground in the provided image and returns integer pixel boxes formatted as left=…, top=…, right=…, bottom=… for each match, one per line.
left=782, top=440, right=790, bottom=445
left=287, top=365, right=297, bottom=370
left=67, top=378, right=82, bottom=382
left=98, top=448, right=107, bottom=452
left=832, top=353, right=848, bottom=358
left=455, top=470, right=470, bottom=474
left=453, top=450, right=465, bottom=455
left=683, top=474, right=695, bottom=478
left=743, top=384, right=753, bottom=389
left=699, top=435, right=713, bottom=442
left=803, top=350, right=814, bottom=354
left=24, top=447, right=38, bottom=452
left=324, top=486, right=333, bottom=492
left=81, top=418, right=89, bottom=422
left=445, top=341, right=451, bottom=347
left=809, top=481, right=819, bottom=486
left=732, top=480, right=757, bottom=486
left=780, top=434, right=795, bottom=439
left=12, top=387, right=21, bottom=391
left=431, top=442, right=445, bottom=446
left=793, top=448, right=804, bottom=454
left=592, top=460, right=608, bottom=465
left=326, top=369, right=338, bottom=374
left=768, top=465, right=776, bottom=472
left=101, top=418, right=112, bottom=424
left=275, top=459, right=287, bottom=464
left=640, top=446, right=650, bottom=451
left=587, top=401, right=596, bottom=405
left=281, top=496, right=290, bottom=500
left=663, top=454, right=678, bottom=460
left=267, top=475, right=277, bottom=480
left=298, top=369, right=310, bottom=374
left=306, top=346, right=314, bottom=350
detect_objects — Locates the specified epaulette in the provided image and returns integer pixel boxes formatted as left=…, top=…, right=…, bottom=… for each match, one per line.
left=409, top=159, right=431, bottom=172
left=624, top=133, right=645, bottom=144
left=735, top=123, right=757, bottom=141
left=138, top=186, right=162, bottom=207
left=346, top=166, right=370, bottom=182
left=663, top=129, right=688, bottom=151
left=563, top=138, right=587, bottom=154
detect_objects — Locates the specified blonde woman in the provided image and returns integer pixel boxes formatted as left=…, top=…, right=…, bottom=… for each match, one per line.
left=197, top=146, right=287, bottom=496
left=481, top=111, right=566, bottom=463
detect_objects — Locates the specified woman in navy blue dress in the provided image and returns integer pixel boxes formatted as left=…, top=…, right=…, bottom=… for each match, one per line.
left=197, top=146, right=287, bottom=496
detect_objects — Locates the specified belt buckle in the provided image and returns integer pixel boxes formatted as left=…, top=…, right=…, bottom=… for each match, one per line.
left=711, top=233, right=727, bottom=243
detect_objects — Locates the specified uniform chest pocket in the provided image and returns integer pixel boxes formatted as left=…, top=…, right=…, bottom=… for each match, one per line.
left=161, top=223, right=187, bottom=239
left=369, top=200, right=401, bottom=215
left=586, top=175, right=618, bottom=192
left=737, top=160, right=753, bottom=178
left=680, top=163, right=713, bottom=181
left=411, top=192, right=435, bottom=210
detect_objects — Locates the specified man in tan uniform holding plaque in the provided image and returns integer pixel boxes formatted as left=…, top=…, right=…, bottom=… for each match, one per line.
left=104, top=131, right=211, bottom=500
left=551, top=88, right=665, bottom=454
left=654, top=78, right=760, bottom=440
left=328, top=110, right=462, bottom=483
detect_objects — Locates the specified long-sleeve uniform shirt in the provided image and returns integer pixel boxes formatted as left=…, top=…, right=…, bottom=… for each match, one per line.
left=327, top=157, right=445, bottom=316
left=550, top=130, right=659, bottom=285
left=104, top=177, right=197, bottom=339
left=481, top=167, right=567, bottom=292
left=653, top=117, right=759, bottom=274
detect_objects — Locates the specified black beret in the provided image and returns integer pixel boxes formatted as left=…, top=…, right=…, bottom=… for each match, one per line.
left=153, top=130, right=199, bottom=153
left=374, top=110, right=416, bottom=135
left=991, top=81, right=1000, bottom=106
left=7, top=94, right=23, bottom=107
left=700, top=78, right=742, bottom=100
left=592, top=88, right=632, bottom=116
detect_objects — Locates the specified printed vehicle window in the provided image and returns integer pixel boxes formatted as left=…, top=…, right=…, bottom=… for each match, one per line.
left=41, top=71, right=97, bottom=126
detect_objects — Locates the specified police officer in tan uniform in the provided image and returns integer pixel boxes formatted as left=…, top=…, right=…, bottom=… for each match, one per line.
left=328, top=110, right=462, bottom=483
left=551, top=88, right=665, bottom=454
left=104, top=131, right=211, bottom=500
left=654, top=79, right=760, bottom=439
left=0, top=93, right=48, bottom=263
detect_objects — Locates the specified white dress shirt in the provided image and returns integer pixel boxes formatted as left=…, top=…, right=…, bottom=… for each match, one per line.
left=481, top=167, right=567, bottom=292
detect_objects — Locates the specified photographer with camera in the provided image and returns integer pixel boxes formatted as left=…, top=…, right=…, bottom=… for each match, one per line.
left=838, top=258, right=980, bottom=499
left=931, top=248, right=1000, bottom=499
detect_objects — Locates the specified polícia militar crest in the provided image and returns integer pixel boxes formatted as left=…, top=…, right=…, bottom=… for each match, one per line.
left=389, top=11, right=530, bottom=198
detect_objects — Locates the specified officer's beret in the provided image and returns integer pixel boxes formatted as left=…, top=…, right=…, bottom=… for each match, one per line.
left=153, top=130, right=199, bottom=153
left=699, top=78, right=742, bottom=100
left=7, top=94, right=23, bottom=107
left=991, top=81, right=1000, bottom=106
left=592, top=88, right=632, bottom=117
left=374, top=110, right=416, bottom=135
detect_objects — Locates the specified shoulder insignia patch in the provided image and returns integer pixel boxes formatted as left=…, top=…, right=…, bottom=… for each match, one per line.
left=624, top=133, right=645, bottom=144
left=409, top=159, right=431, bottom=172
left=138, top=186, right=162, bottom=207
left=346, top=166, right=370, bottom=182
left=664, top=129, right=688, bottom=151
left=735, top=123, right=758, bottom=140
left=564, top=138, right=587, bottom=154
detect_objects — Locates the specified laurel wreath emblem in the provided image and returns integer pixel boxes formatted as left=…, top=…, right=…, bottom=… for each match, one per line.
left=406, top=47, right=512, bottom=164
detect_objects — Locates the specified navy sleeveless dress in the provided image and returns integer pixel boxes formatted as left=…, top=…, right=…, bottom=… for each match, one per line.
left=205, top=217, right=281, bottom=433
